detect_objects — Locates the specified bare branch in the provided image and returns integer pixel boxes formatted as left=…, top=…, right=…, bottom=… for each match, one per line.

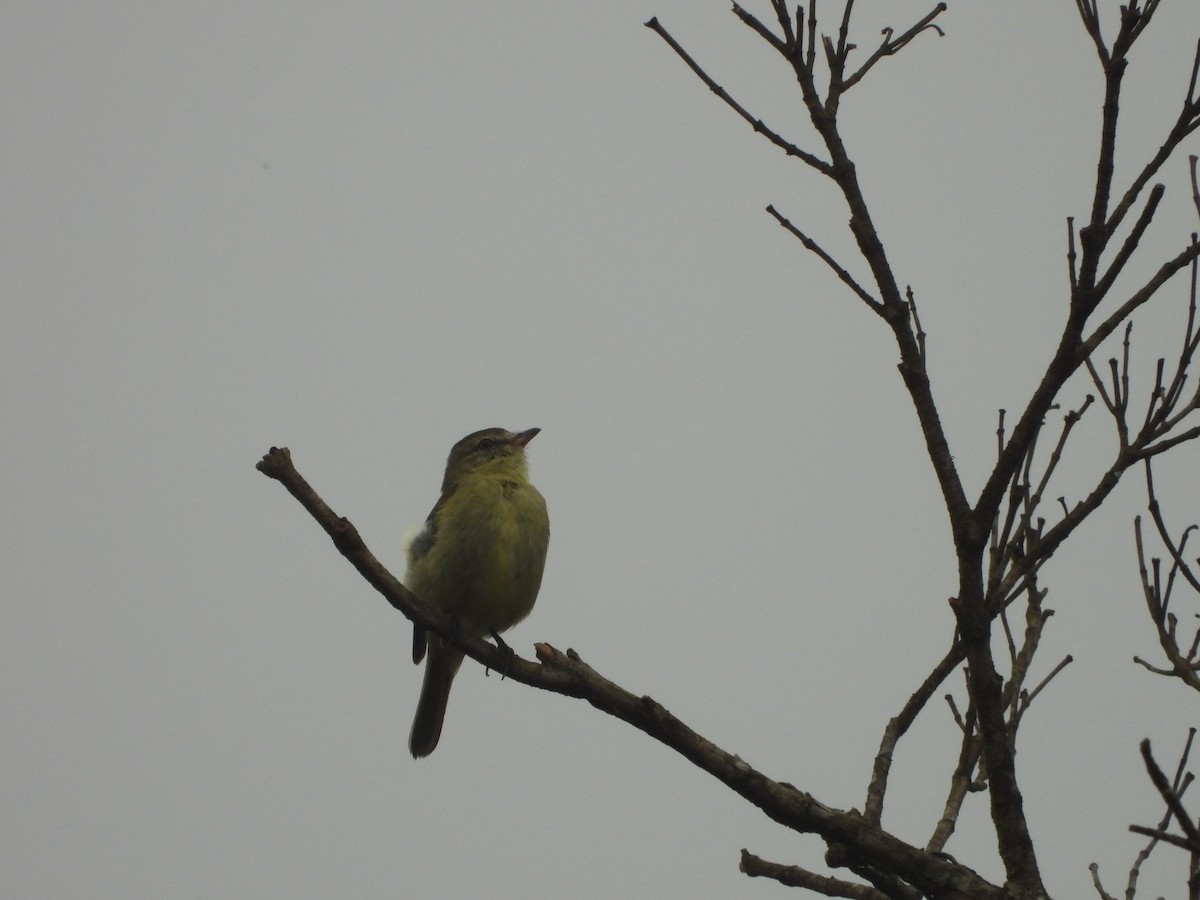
left=926, top=755, right=980, bottom=857
left=835, top=0, right=856, bottom=63
left=1106, top=61, right=1200, bottom=241
left=1087, top=861, right=1118, bottom=900
left=956, top=630, right=1041, bottom=888
left=1188, top=39, right=1200, bottom=107
left=740, top=849, right=893, bottom=898
left=644, top=17, right=832, bottom=174
left=1135, top=422, right=1200, bottom=459
left=769, top=0, right=794, bottom=49
left=1019, top=654, right=1073, bottom=711
left=992, top=446, right=1138, bottom=605
left=927, top=699, right=981, bottom=855
left=804, top=0, right=818, bottom=72
left=973, top=209, right=1189, bottom=558
left=1085, top=355, right=1116, bottom=414
left=1067, top=216, right=1080, bottom=293
left=840, top=4, right=947, bottom=95
left=1073, top=0, right=1108, bottom=64
left=1024, top=397, right=1096, bottom=538
left=1094, top=184, right=1166, bottom=304
left=1191, top=155, right=1200, bottom=221
left=1135, top=465, right=1200, bottom=692
left=1081, top=238, right=1200, bottom=357
left=1101, top=736, right=1195, bottom=897
left=1146, top=461, right=1200, bottom=596
left=865, top=638, right=964, bottom=825
left=1139, top=738, right=1200, bottom=852
left=731, top=3, right=790, bottom=57
left=1139, top=356, right=1170, bottom=437
left=906, top=286, right=927, bottom=363
left=766, top=204, right=884, bottom=313
left=1128, top=824, right=1198, bottom=852
left=735, top=3, right=972, bottom=544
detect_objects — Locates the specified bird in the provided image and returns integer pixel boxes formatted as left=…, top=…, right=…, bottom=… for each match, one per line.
left=404, top=427, right=550, bottom=758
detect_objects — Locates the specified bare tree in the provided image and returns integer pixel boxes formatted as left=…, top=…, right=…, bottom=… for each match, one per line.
left=258, top=3, right=1200, bottom=897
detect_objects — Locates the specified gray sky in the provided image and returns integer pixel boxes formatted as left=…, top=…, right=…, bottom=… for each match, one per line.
left=5, top=2, right=1200, bottom=897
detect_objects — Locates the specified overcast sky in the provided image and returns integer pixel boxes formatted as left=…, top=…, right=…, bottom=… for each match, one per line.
left=5, top=2, right=1200, bottom=898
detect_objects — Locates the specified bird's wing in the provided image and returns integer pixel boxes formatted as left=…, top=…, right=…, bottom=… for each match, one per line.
left=407, top=484, right=458, bottom=665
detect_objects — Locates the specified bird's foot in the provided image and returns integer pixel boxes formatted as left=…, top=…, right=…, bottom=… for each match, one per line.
left=486, top=629, right=516, bottom=680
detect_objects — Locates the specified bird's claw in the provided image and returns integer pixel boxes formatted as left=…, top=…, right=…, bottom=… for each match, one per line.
left=486, top=629, right=516, bottom=680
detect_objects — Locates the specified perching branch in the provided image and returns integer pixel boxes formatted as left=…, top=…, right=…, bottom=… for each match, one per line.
left=257, top=447, right=1004, bottom=900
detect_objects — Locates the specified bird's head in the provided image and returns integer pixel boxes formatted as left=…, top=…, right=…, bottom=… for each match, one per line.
left=441, top=427, right=539, bottom=491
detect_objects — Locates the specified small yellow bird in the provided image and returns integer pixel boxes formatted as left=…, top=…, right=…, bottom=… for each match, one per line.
left=405, top=427, right=550, bottom=758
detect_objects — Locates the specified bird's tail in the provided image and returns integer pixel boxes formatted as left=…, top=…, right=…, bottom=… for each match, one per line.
left=409, top=645, right=465, bottom=758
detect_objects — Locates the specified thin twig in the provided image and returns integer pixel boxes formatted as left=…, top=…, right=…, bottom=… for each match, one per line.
left=1081, top=239, right=1200, bottom=357
left=1187, top=39, right=1200, bottom=106
left=1139, top=738, right=1200, bottom=850
left=865, top=639, right=964, bottom=824
left=740, top=849, right=893, bottom=898
left=1147, top=461, right=1200, bottom=595
left=1025, top=398, right=1095, bottom=534
left=644, top=17, right=832, bottom=174
left=1067, top=217, right=1079, bottom=292
left=1094, top=185, right=1167, bottom=302
left=1087, top=862, right=1117, bottom=900
left=1135, top=422, right=1200, bottom=459
left=766, top=204, right=885, bottom=313
left=1129, top=825, right=1199, bottom=852
left=732, top=2, right=790, bottom=56
left=840, top=4, right=947, bottom=94
left=805, top=0, right=818, bottom=71
left=1073, top=0, right=1108, bottom=64
left=769, top=0, right=794, bottom=48
left=1104, top=61, right=1200, bottom=242
left=906, top=286, right=926, bottom=362
left=1020, top=654, right=1073, bottom=709
left=1191, top=155, right=1200, bottom=221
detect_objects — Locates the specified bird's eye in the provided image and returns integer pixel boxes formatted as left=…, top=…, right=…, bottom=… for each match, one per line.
left=476, top=437, right=497, bottom=451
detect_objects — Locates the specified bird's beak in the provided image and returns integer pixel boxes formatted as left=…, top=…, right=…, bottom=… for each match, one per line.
left=511, top=428, right=540, bottom=448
